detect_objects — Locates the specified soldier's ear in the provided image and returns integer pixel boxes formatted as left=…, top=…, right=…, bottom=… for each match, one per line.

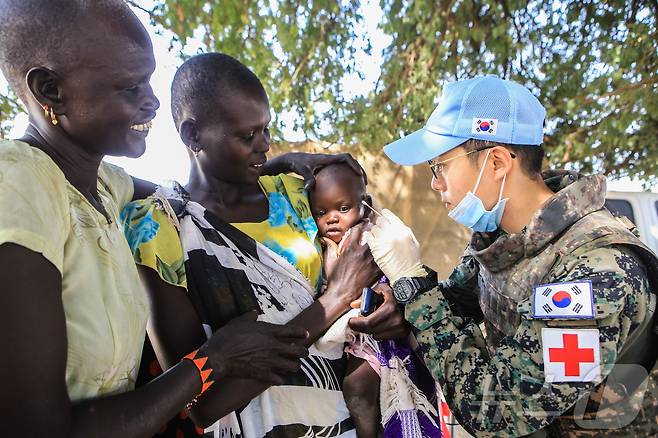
left=491, top=146, right=513, bottom=181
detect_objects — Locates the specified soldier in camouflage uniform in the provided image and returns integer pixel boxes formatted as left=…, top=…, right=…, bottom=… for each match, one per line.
left=363, top=76, right=658, bottom=437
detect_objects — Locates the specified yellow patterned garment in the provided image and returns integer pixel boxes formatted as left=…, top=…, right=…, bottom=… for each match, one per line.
left=121, top=196, right=186, bottom=289
left=0, top=140, right=148, bottom=401
left=233, top=175, right=322, bottom=291
left=122, top=174, right=322, bottom=293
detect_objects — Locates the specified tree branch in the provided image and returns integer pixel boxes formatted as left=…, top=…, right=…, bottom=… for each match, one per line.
left=125, top=0, right=168, bottom=27
left=290, top=14, right=336, bottom=83
left=603, top=143, right=644, bottom=176
left=572, top=76, right=658, bottom=105
left=649, top=0, right=658, bottom=19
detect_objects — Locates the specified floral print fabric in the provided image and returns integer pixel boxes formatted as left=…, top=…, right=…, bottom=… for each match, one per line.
left=233, top=175, right=322, bottom=292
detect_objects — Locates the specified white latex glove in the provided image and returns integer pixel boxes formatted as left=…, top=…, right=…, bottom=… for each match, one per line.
left=363, top=209, right=427, bottom=285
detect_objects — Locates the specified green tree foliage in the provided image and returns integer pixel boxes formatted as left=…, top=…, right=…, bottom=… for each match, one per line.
left=0, top=89, right=22, bottom=139
left=127, top=0, right=364, bottom=138
left=1, top=0, right=656, bottom=183
left=364, top=0, right=658, bottom=183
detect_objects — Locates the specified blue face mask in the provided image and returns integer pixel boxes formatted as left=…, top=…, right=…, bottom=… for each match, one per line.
left=447, top=149, right=508, bottom=232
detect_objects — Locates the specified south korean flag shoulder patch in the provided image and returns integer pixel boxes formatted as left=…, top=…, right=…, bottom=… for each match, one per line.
left=532, top=280, right=595, bottom=319
left=542, top=328, right=601, bottom=382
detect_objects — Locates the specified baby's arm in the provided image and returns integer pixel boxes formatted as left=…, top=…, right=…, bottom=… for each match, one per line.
left=321, top=238, right=340, bottom=284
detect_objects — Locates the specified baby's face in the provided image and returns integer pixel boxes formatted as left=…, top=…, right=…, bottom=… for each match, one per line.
left=311, top=180, right=364, bottom=244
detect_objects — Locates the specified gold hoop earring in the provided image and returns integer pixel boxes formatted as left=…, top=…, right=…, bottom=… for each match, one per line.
left=42, top=105, right=58, bottom=126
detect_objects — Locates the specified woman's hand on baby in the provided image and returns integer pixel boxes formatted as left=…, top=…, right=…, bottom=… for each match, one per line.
left=262, top=152, right=367, bottom=191
left=348, top=283, right=411, bottom=341
left=324, top=223, right=380, bottom=306
left=203, top=311, right=309, bottom=385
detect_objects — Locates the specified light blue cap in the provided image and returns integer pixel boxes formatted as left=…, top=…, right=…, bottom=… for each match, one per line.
left=384, top=75, right=546, bottom=165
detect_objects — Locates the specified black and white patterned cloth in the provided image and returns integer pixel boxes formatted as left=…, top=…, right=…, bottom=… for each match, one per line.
left=165, top=189, right=355, bottom=438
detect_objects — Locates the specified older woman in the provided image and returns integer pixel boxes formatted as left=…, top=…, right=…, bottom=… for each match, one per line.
left=122, top=53, right=390, bottom=437
left=0, top=3, right=309, bottom=437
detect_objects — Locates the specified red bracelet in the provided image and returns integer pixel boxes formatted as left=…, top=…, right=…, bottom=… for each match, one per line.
left=182, top=348, right=216, bottom=407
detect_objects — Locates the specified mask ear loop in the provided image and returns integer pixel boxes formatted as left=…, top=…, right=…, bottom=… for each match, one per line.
left=497, top=173, right=507, bottom=203
left=472, top=148, right=493, bottom=194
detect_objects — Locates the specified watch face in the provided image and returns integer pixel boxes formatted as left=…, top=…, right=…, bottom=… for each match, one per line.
left=394, top=280, right=414, bottom=302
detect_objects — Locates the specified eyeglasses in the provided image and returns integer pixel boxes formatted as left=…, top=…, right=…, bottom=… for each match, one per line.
left=428, top=146, right=516, bottom=179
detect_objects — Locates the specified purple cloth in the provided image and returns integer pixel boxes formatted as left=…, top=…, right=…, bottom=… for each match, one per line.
left=377, top=339, right=441, bottom=438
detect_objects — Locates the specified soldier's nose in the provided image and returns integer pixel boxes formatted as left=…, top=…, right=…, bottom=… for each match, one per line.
left=431, top=175, right=445, bottom=192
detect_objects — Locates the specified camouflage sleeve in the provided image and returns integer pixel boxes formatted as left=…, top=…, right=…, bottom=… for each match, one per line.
left=438, top=254, right=484, bottom=322
left=406, top=245, right=651, bottom=437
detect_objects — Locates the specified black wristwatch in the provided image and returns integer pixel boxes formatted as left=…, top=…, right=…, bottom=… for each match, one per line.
left=392, top=275, right=435, bottom=304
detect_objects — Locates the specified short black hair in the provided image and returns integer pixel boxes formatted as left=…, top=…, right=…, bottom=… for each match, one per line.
left=311, top=163, right=368, bottom=205
left=315, top=163, right=366, bottom=188
left=0, top=0, right=143, bottom=101
left=170, top=52, right=268, bottom=130
left=462, top=139, right=545, bottom=178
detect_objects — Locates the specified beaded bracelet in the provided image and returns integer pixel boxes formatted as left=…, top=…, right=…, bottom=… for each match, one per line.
left=182, top=348, right=216, bottom=409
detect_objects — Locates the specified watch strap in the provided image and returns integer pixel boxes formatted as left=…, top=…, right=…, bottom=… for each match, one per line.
left=394, top=273, right=436, bottom=303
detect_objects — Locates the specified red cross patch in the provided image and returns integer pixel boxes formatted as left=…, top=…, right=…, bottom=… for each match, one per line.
left=541, top=328, right=601, bottom=382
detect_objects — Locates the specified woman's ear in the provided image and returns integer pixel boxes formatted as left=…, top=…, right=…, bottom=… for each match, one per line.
left=179, top=119, right=201, bottom=154
left=26, top=67, right=64, bottom=114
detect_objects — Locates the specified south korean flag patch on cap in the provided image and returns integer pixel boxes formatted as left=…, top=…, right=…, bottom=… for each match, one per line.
left=542, top=328, right=601, bottom=382
left=533, top=280, right=594, bottom=319
left=471, top=118, right=498, bottom=135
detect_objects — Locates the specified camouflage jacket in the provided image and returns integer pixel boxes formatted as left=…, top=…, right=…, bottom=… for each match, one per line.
left=406, top=171, right=658, bottom=437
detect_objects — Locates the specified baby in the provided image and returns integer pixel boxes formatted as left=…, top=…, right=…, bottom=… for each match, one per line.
left=310, top=163, right=382, bottom=437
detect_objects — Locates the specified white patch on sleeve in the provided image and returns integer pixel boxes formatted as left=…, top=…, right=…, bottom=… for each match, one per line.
left=542, top=328, right=601, bottom=382
left=533, top=280, right=594, bottom=319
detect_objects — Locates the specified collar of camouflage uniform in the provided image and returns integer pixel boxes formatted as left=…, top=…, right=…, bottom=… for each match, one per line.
left=467, top=170, right=606, bottom=272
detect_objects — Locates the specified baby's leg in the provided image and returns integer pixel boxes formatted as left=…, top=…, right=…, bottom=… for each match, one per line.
left=343, top=356, right=381, bottom=438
